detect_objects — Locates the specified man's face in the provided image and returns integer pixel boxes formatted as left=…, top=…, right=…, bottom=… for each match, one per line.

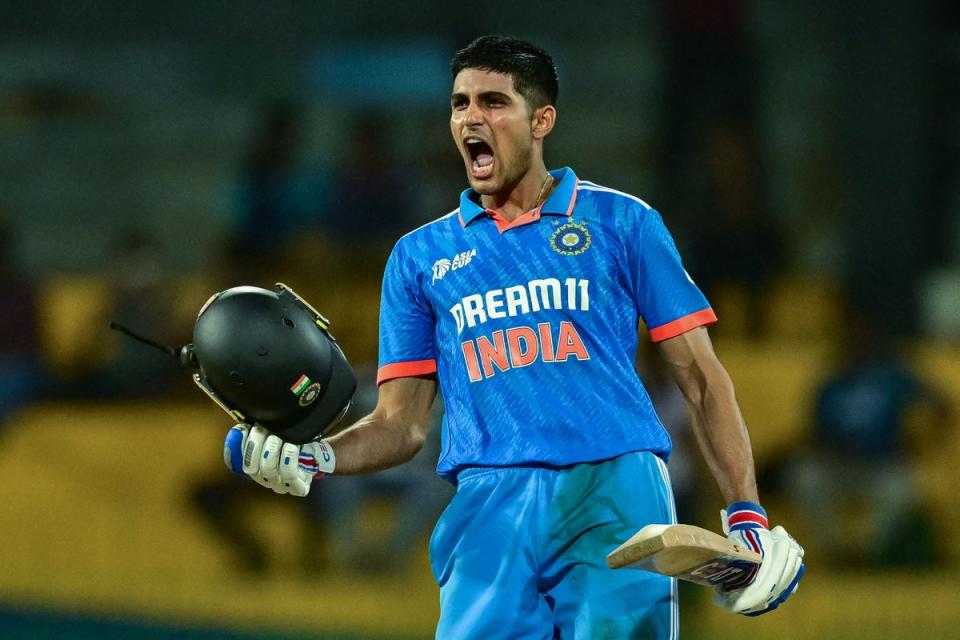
left=450, top=68, right=537, bottom=195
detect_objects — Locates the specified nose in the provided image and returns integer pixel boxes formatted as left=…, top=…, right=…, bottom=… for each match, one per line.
left=463, top=99, right=483, bottom=126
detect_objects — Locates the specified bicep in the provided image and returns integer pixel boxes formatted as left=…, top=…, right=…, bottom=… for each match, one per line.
left=627, top=208, right=715, bottom=340
left=378, top=244, right=438, bottom=384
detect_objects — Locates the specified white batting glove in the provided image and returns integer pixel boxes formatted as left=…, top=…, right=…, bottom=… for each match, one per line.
left=222, top=424, right=335, bottom=497
left=713, top=501, right=805, bottom=616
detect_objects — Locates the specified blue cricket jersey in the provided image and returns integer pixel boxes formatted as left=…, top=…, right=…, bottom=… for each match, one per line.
left=377, top=167, right=716, bottom=482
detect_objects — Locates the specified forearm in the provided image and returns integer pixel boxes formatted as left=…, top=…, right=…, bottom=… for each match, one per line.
left=325, top=411, right=427, bottom=475
left=685, top=361, right=759, bottom=504
left=659, top=328, right=759, bottom=505
left=323, top=376, right=436, bottom=475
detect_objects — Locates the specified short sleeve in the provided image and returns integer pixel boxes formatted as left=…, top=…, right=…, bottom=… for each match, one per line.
left=625, top=206, right=717, bottom=342
left=377, top=243, right=438, bottom=385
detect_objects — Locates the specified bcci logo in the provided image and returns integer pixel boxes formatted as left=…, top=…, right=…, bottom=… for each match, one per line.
left=298, top=382, right=322, bottom=407
left=551, top=221, right=591, bottom=256
left=432, top=249, right=477, bottom=283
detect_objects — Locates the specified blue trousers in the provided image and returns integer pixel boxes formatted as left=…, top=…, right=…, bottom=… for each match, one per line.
left=429, top=451, right=678, bottom=639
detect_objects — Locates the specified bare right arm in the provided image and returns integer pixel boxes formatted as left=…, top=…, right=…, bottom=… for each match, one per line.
left=325, top=376, right=437, bottom=474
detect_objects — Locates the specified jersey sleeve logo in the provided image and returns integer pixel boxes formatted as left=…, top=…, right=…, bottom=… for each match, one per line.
left=432, top=258, right=452, bottom=282
left=432, top=249, right=477, bottom=283
left=551, top=221, right=592, bottom=256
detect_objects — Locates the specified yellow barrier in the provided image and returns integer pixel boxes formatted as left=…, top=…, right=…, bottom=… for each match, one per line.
left=712, top=338, right=832, bottom=463
left=0, top=403, right=439, bottom=637
left=37, top=275, right=115, bottom=372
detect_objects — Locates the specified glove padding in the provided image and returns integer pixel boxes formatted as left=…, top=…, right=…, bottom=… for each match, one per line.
left=223, top=424, right=335, bottom=497
left=714, top=502, right=805, bottom=616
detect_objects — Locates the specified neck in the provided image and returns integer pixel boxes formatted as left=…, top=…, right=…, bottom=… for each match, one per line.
left=480, top=163, right=552, bottom=222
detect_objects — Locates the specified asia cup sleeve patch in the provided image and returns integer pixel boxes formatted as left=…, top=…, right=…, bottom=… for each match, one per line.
left=551, top=220, right=592, bottom=256
left=377, top=242, right=438, bottom=385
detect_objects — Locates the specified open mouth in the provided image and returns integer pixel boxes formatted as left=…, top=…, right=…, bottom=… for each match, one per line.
left=464, top=138, right=495, bottom=180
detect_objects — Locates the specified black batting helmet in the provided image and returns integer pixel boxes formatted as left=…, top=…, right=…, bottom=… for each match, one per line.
left=190, top=283, right=356, bottom=444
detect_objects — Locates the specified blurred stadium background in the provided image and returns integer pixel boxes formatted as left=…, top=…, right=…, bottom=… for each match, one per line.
left=1, top=1, right=958, bottom=638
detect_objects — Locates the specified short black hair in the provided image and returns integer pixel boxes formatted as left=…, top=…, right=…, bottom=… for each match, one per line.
left=451, top=35, right=559, bottom=110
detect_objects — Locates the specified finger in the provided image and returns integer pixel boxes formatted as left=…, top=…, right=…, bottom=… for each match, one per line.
left=761, top=536, right=791, bottom=602
left=223, top=425, right=248, bottom=476
left=758, top=537, right=798, bottom=612
left=269, top=479, right=290, bottom=495
left=784, top=562, right=805, bottom=599
left=771, top=534, right=800, bottom=593
left=734, top=536, right=784, bottom=613
left=280, top=442, right=311, bottom=497
left=287, top=476, right=310, bottom=497
left=773, top=526, right=805, bottom=557
left=250, top=473, right=274, bottom=490
left=779, top=546, right=804, bottom=599
left=260, top=435, right=284, bottom=480
left=242, top=425, right=269, bottom=475
left=278, top=443, right=301, bottom=483
left=260, top=435, right=287, bottom=493
left=757, top=561, right=804, bottom=617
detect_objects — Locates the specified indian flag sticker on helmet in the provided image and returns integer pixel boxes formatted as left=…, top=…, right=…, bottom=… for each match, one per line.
left=291, top=374, right=311, bottom=396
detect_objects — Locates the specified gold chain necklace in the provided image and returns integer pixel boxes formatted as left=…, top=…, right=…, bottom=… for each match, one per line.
left=531, top=173, right=555, bottom=210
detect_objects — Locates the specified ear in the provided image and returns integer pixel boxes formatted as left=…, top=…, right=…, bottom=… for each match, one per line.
left=531, top=105, right=557, bottom=140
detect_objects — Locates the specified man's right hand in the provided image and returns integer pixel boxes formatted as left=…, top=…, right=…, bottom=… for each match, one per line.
left=714, top=502, right=805, bottom=616
left=223, top=424, right=336, bottom=497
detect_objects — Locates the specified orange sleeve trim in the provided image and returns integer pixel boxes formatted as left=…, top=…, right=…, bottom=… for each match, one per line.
left=649, top=308, right=718, bottom=342
left=377, top=359, right=438, bottom=386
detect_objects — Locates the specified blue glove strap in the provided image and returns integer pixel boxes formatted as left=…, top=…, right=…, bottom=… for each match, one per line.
left=224, top=427, right=246, bottom=476
left=728, top=501, right=766, bottom=517
left=727, top=501, right=768, bottom=532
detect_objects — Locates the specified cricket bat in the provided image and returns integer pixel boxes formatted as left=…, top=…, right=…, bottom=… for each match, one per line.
left=607, top=524, right=761, bottom=587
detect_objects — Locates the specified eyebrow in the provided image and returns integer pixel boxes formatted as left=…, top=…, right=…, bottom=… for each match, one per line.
left=450, top=90, right=513, bottom=103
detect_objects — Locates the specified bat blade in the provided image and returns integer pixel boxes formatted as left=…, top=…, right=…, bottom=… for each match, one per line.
left=607, top=524, right=761, bottom=587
